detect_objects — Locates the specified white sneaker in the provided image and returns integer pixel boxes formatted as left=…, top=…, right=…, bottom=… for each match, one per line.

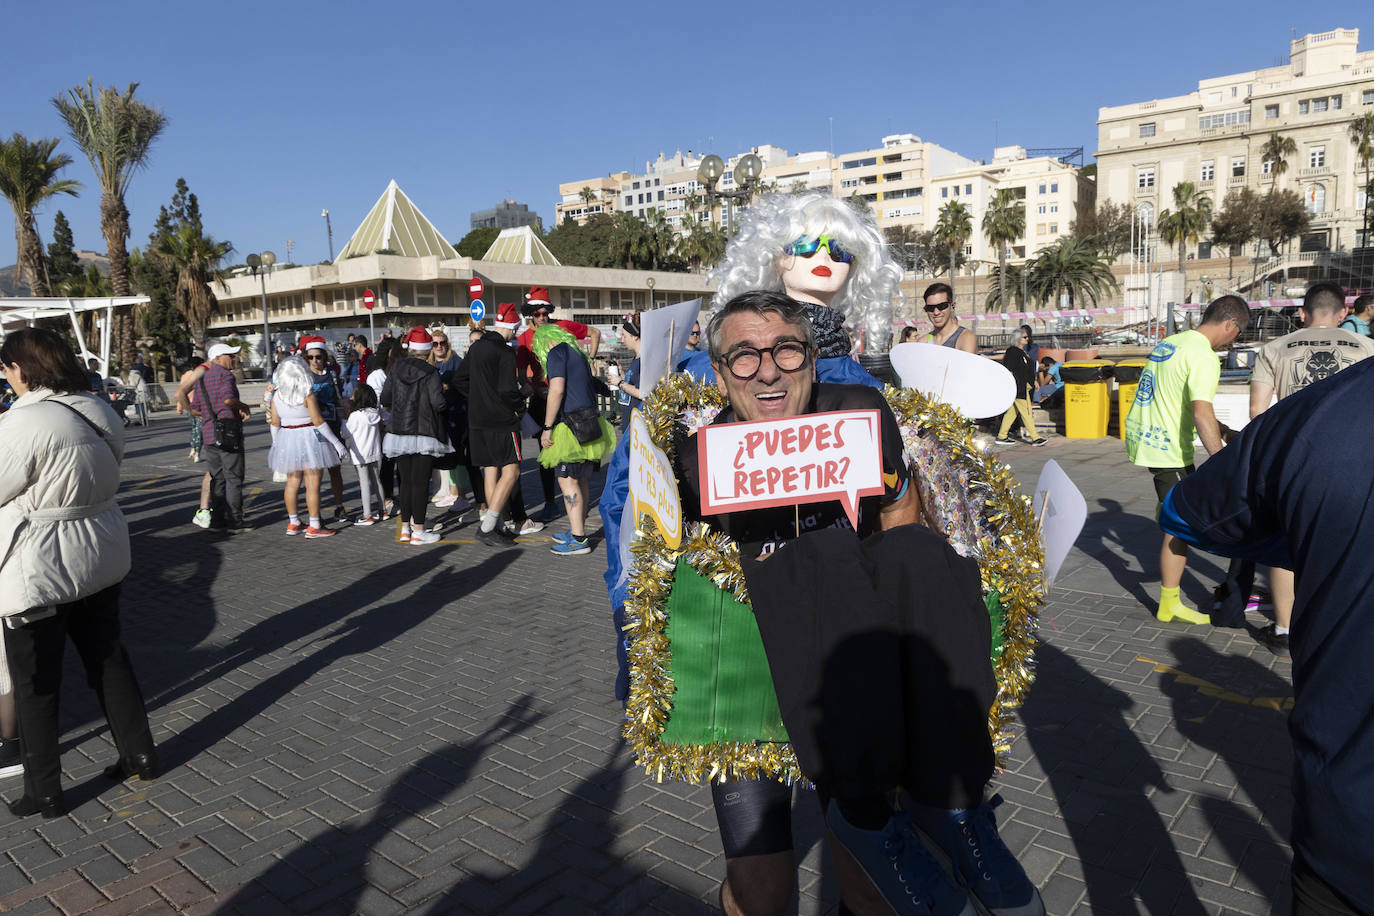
left=515, top=519, right=545, bottom=535
left=410, top=529, right=441, bottom=545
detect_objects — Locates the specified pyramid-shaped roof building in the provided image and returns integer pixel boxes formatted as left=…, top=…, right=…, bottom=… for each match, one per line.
left=335, top=180, right=459, bottom=262
left=480, top=226, right=562, bottom=266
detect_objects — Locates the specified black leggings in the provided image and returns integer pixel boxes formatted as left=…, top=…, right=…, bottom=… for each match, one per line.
left=379, top=455, right=396, bottom=502
left=395, top=453, right=433, bottom=526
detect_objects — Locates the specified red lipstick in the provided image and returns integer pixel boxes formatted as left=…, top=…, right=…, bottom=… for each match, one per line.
left=811, top=265, right=832, bottom=277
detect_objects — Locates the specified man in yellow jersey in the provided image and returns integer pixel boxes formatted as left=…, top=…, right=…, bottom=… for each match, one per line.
left=1124, top=295, right=1247, bottom=624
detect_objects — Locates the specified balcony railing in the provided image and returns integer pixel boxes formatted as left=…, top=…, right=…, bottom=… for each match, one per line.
left=1299, top=166, right=1333, bottom=178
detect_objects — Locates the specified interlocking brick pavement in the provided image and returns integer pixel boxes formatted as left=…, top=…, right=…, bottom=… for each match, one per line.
left=0, top=419, right=1295, bottom=913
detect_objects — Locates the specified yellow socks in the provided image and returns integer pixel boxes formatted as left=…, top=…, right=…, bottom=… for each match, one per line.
left=1157, top=587, right=1210, bottom=625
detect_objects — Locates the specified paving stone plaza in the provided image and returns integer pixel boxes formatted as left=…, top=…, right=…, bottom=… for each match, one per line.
left=0, top=416, right=1294, bottom=914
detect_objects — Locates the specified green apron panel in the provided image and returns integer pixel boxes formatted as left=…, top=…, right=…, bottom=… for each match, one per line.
left=660, top=560, right=790, bottom=746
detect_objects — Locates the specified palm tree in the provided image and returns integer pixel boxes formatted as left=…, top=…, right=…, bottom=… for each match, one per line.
left=0, top=134, right=81, bottom=297
left=1259, top=132, right=1297, bottom=190
left=984, top=264, right=1029, bottom=312
left=640, top=208, right=680, bottom=272
left=608, top=212, right=648, bottom=269
left=981, top=189, right=1025, bottom=313
left=1026, top=237, right=1118, bottom=308
left=52, top=79, right=168, bottom=368
left=1350, top=112, right=1374, bottom=245
left=578, top=186, right=597, bottom=206
left=682, top=221, right=727, bottom=272
left=1156, top=181, right=1213, bottom=299
left=150, top=223, right=232, bottom=352
left=934, top=201, right=973, bottom=290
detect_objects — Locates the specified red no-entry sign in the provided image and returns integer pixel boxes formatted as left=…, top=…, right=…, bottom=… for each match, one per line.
left=468, top=278, right=484, bottom=299
left=362, top=289, right=376, bottom=310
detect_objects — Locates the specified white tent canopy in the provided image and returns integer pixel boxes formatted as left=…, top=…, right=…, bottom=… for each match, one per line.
left=0, top=296, right=149, bottom=378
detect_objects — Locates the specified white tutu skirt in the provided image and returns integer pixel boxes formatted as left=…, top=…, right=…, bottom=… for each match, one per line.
left=269, top=425, right=341, bottom=472
left=383, top=432, right=454, bottom=459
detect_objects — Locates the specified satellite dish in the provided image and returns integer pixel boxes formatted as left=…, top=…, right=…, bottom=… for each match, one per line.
left=889, top=342, right=1016, bottom=419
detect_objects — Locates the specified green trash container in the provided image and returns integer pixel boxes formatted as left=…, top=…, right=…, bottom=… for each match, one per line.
left=1113, top=359, right=1149, bottom=441
left=1061, top=359, right=1114, bottom=439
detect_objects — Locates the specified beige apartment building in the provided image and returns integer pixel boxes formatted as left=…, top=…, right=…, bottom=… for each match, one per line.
left=1097, top=27, right=1374, bottom=272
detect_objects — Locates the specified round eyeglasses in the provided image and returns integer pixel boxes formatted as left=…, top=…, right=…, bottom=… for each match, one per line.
left=721, top=340, right=811, bottom=380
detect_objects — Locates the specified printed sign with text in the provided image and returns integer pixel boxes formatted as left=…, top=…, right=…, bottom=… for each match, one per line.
left=697, top=410, right=883, bottom=530
left=628, top=410, right=682, bottom=548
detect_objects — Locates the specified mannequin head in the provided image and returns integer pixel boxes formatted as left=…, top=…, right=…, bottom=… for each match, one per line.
left=710, top=192, right=902, bottom=343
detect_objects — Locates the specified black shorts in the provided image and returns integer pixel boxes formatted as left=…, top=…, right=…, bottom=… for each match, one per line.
left=555, top=460, right=598, bottom=480
left=710, top=779, right=796, bottom=858
left=1148, top=465, right=1194, bottom=509
left=469, top=428, right=521, bottom=468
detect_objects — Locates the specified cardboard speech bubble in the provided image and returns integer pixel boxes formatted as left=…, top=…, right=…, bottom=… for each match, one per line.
left=889, top=342, right=1017, bottom=419
left=697, top=409, right=884, bottom=530
left=1032, top=459, right=1087, bottom=588
left=628, top=410, right=682, bottom=548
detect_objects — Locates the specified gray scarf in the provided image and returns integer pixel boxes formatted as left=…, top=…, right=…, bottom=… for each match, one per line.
left=800, top=302, right=850, bottom=360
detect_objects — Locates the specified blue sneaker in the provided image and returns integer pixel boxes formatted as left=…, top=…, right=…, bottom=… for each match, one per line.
left=551, top=530, right=576, bottom=544
left=826, top=804, right=975, bottom=915
left=550, top=536, right=591, bottom=556
left=909, top=795, right=1044, bottom=916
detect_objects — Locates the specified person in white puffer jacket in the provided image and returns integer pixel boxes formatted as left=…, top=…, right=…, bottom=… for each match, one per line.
left=0, top=328, right=157, bottom=819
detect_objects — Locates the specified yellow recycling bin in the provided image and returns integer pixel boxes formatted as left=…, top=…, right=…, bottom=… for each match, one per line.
left=1060, top=360, right=1114, bottom=439
left=1112, top=359, right=1149, bottom=440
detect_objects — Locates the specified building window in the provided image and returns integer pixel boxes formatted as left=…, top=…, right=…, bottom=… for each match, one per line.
left=1038, top=183, right=1047, bottom=194
left=658, top=190, right=664, bottom=201
left=841, top=157, right=877, bottom=169
left=1049, top=203, right=1059, bottom=213
left=1198, top=241, right=1213, bottom=259
left=1137, top=167, right=1156, bottom=189
left=842, top=178, right=859, bottom=189
left=1262, top=159, right=1273, bottom=175
left=632, top=182, right=640, bottom=189
left=1310, top=146, right=1325, bottom=168
left=1312, top=97, right=1328, bottom=113
left=1139, top=122, right=1156, bottom=137
left=1332, top=95, right=1343, bottom=110
left=1265, top=104, right=1279, bottom=119
left=1307, top=183, right=1326, bottom=214
left=624, top=196, right=632, bottom=206
left=883, top=172, right=903, bottom=181
left=1365, top=89, right=1374, bottom=105
left=964, top=184, right=972, bottom=195
left=1231, top=157, right=1246, bottom=177
left=1199, top=109, right=1251, bottom=130
left=1049, top=224, right=1058, bottom=235
left=1050, top=182, right=1058, bottom=193
left=941, top=187, right=948, bottom=198
left=1298, top=100, right=1309, bottom=115
left=1201, top=160, right=1215, bottom=181
left=1036, top=204, right=1047, bottom=215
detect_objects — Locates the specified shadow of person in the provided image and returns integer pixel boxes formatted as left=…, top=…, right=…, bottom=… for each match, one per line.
left=1162, top=637, right=1294, bottom=906
left=1020, top=641, right=1206, bottom=914
left=1088, top=497, right=1225, bottom=611
left=422, top=746, right=712, bottom=915
left=217, top=693, right=548, bottom=914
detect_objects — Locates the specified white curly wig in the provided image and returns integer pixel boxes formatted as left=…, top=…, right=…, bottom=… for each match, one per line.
left=709, top=191, right=903, bottom=338
left=271, top=355, right=313, bottom=407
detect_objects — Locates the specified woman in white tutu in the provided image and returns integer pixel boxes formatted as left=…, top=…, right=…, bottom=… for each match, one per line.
left=268, top=356, right=348, bottom=539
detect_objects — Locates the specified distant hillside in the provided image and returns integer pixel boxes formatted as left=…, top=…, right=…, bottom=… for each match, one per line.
left=0, top=250, right=109, bottom=297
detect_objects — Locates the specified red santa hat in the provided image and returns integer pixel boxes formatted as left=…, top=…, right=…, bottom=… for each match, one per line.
left=403, top=326, right=433, bottom=351
left=300, top=335, right=328, bottom=353
left=494, top=302, right=522, bottom=329
left=524, top=286, right=552, bottom=308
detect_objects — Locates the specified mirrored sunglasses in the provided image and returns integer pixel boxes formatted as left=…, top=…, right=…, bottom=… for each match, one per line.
left=784, top=235, right=854, bottom=264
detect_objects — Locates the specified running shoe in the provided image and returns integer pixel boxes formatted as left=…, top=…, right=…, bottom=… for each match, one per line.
left=192, top=509, right=212, bottom=529
left=353, top=515, right=378, bottom=527
left=400, top=524, right=412, bottom=541
left=995, top=436, right=1017, bottom=445
left=551, top=530, right=577, bottom=544
left=285, top=521, right=302, bottom=536
left=410, top=529, right=441, bottom=545
left=551, top=536, right=592, bottom=556
left=303, top=525, right=336, bottom=539
left=477, top=526, right=516, bottom=548
left=333, top=505, right=349, bottom=522
left=1028, top=438, right=1048, bottom=447
left=381, top=499, right=395, bottom=520
left=1255, top=622, right=1291, bottom=658
left=506, top=519, right=545, bottom=536
left=433, top=494, right=457, bottom=508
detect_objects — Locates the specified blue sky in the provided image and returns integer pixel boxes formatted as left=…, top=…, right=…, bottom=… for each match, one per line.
left=3, top=0, right=1371, bottom=271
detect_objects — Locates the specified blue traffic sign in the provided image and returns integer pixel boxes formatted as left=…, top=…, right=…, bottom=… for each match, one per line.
left=469, top=298, right=485, bottom=323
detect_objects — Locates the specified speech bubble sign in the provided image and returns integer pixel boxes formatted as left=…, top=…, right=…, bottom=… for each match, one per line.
left=628, top=410, right=682, bottom=549
left=639, top=298, right=703, bottom=396
left=889, top=342, right=1017, bottom=419
left=697, top=409, right=883, bottom=530
left=1033, top=458, right=1087, bottom=588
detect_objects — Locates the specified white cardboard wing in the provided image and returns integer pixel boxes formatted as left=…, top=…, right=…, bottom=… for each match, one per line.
left=1033, top=459, right=1087, bottom=588
left=638, top=298, right=703, bottom=396
left=889, top=342, right=1016, bottom=419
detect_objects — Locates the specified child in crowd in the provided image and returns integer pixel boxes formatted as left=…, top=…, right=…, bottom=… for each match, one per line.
left=344, top=384, right=384, bottom=526
left=1034, top=356, right=1064, bottom=407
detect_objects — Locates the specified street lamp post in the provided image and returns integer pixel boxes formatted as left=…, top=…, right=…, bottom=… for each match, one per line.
left=696, top=153, right=764, bottom=227
left=246, top=251, right=277, bottom=373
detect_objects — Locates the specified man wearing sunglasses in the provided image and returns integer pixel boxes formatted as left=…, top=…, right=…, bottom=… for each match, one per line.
left=922, top=282, right=978, bottom=354
left=666, top=291, right=1040, bottom=916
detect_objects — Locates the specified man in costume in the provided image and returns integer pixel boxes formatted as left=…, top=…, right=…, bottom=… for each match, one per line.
left=667, top=291, right=1040, bottom=916
left=452, top=303, right=527, bottom=548
left=1159, top=351, right=1374, bottom=915
left=1123, top=295, right=1247, bottom=624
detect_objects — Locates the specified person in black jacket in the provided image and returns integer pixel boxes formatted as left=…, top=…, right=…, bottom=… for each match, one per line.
left=380, top=327, right=452, bottom=545
left=452, top=303, right=529, bottom=548
left=995, top=325, right=1046, bottom=446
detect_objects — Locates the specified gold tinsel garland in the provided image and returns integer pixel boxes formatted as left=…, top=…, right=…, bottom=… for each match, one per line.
left=622, top=374, right=1042, bottom=783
